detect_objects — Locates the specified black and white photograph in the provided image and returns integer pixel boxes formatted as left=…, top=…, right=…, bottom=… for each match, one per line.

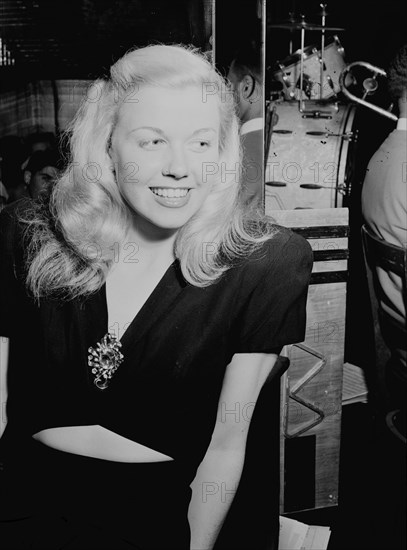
left=0, top=1, right=405, bottom=549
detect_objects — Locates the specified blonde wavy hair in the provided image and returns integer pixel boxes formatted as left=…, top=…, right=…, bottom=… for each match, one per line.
left=23, top=44, right=277, bottom=300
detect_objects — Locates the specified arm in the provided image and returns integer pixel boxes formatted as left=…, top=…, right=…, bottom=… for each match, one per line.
left=188, top=351, right=278, bottom=550
left=0, top=336, right=9, bottom=438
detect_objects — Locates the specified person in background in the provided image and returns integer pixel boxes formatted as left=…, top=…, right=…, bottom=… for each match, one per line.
left=0, top=44, right=312, bottom=550
left=23, top=149, right=62, bottom=200
left=361, top=43, right=407, bottom=413
left=227, top=38, right=264, bottom=211
left=21, top=131, right=57, bottom=170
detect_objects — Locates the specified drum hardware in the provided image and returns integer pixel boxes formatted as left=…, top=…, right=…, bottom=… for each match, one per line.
left=305, top=130, right=354, bottom=140
left=299, top=15, right=306, bottom=110
left=362, top=77, right=378, bottom=98
left=299, top=72, right=313, bottom=99
left=266, top=181, right=348, bottom=194
left=318, top=53, right=327, bottom=71
left=316, top=6, right=332, bottom=17
left=273, top=129, right=293, bottom=134
left=269, top=20, right=344, bottom=31
left=300, top=23, right=344, bottom=31
left=301, top=4, right=335, bottom=105
left=299, top=92, right=340, bottom=116
left=276, top=61, right=293, bottom=91
left=271, top=4, right=345, bottom=106
left=264, top=102, right=278, bottom=171
left=326, top=75, right=338, bottom=100
left=339, top=61, right=398, bottom=121
left=300, top=183, right=347, bottom=194
left=272, top=36, right=346, bottom=101
left=319, top=4, right=326, bottom=100
left=287, top=12, right=296, bottom=54
left=300, top=108, right=335, bottom=119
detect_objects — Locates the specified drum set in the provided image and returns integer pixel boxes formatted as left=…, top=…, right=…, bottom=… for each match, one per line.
left=265, top=4, right=357, bottom=210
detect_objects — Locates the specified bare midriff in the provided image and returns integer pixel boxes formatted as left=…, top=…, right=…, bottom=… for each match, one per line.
left=32, top=425, right=174, bottom=462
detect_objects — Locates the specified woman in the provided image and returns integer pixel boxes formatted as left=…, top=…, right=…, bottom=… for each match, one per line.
left=0, top=44, right=313, bottom=549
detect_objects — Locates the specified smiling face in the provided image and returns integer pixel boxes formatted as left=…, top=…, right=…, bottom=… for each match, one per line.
left=109, top=85, right=221, bottom=235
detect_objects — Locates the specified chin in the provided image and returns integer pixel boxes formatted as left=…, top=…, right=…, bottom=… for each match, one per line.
left=141, top=214, right=190, bottom=232
left=155, top=218, right=190, bottom=231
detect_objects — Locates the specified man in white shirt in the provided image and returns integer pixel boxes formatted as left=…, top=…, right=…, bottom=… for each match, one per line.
left=362, top=44, right=407, bottom=326
left=361, top=44, right=407, bottom=413
left=227, top=40, right=264, bottom=211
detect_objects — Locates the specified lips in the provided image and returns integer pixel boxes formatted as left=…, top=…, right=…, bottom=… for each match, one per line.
left=149, top=186, right=192, bottom=208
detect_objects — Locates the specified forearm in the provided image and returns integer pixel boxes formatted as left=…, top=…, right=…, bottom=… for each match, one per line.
left=0, top=336, right=9, bottom=438
left=188, top=446, right=245, bottom=550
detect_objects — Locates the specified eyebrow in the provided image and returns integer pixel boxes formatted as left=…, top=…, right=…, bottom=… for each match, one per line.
left=130, top=126, right=217, bottom=138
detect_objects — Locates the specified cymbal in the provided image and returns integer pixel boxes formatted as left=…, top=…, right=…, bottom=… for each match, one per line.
left=269, top=20, right=345, bottom=31
left=304, top=23, right=345, bottom=31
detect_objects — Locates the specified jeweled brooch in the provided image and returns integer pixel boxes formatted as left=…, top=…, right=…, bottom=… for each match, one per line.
left=88, top=333, right=124, bottom=390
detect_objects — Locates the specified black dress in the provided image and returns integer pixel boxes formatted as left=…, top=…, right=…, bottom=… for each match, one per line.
left=0, top=200, right=313, bottom=549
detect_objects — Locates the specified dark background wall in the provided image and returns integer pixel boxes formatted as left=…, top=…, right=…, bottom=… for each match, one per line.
left=0, top=0, right=212, bottom=88
left=215, top=0, right=262, bottom=75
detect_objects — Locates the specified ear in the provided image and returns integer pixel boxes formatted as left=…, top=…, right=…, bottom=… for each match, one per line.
left=241, top=75, right=256, bottom=101
left=23, top=170, right=32, bottom=186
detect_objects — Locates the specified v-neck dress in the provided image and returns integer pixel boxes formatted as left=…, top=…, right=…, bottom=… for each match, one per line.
left=0, top=199, right=312, bottom=485
left=0, top=199, right=313, bottom=548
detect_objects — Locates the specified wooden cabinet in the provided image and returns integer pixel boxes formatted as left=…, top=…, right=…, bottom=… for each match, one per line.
left=267, top=208, right=349, bottom=513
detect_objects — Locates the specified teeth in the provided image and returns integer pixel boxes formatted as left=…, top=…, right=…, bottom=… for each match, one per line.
left=151, top=188, right=189, bottom=198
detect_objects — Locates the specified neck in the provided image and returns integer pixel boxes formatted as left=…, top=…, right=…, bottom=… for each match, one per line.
left=123, top=214, right=178, bottom=266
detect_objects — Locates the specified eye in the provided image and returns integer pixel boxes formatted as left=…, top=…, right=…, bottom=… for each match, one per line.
left=189, top=140, right=211, bottom=152
left=139, top=138, right=166, bottom=150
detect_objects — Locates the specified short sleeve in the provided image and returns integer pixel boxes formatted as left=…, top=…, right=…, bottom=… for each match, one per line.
left=235, top=230, right=313, bottom=353
left=0, top=202, right=27, bottom=338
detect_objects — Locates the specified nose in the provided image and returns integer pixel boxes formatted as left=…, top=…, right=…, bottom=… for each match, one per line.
left=162, top=145, right=189, bottom=180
